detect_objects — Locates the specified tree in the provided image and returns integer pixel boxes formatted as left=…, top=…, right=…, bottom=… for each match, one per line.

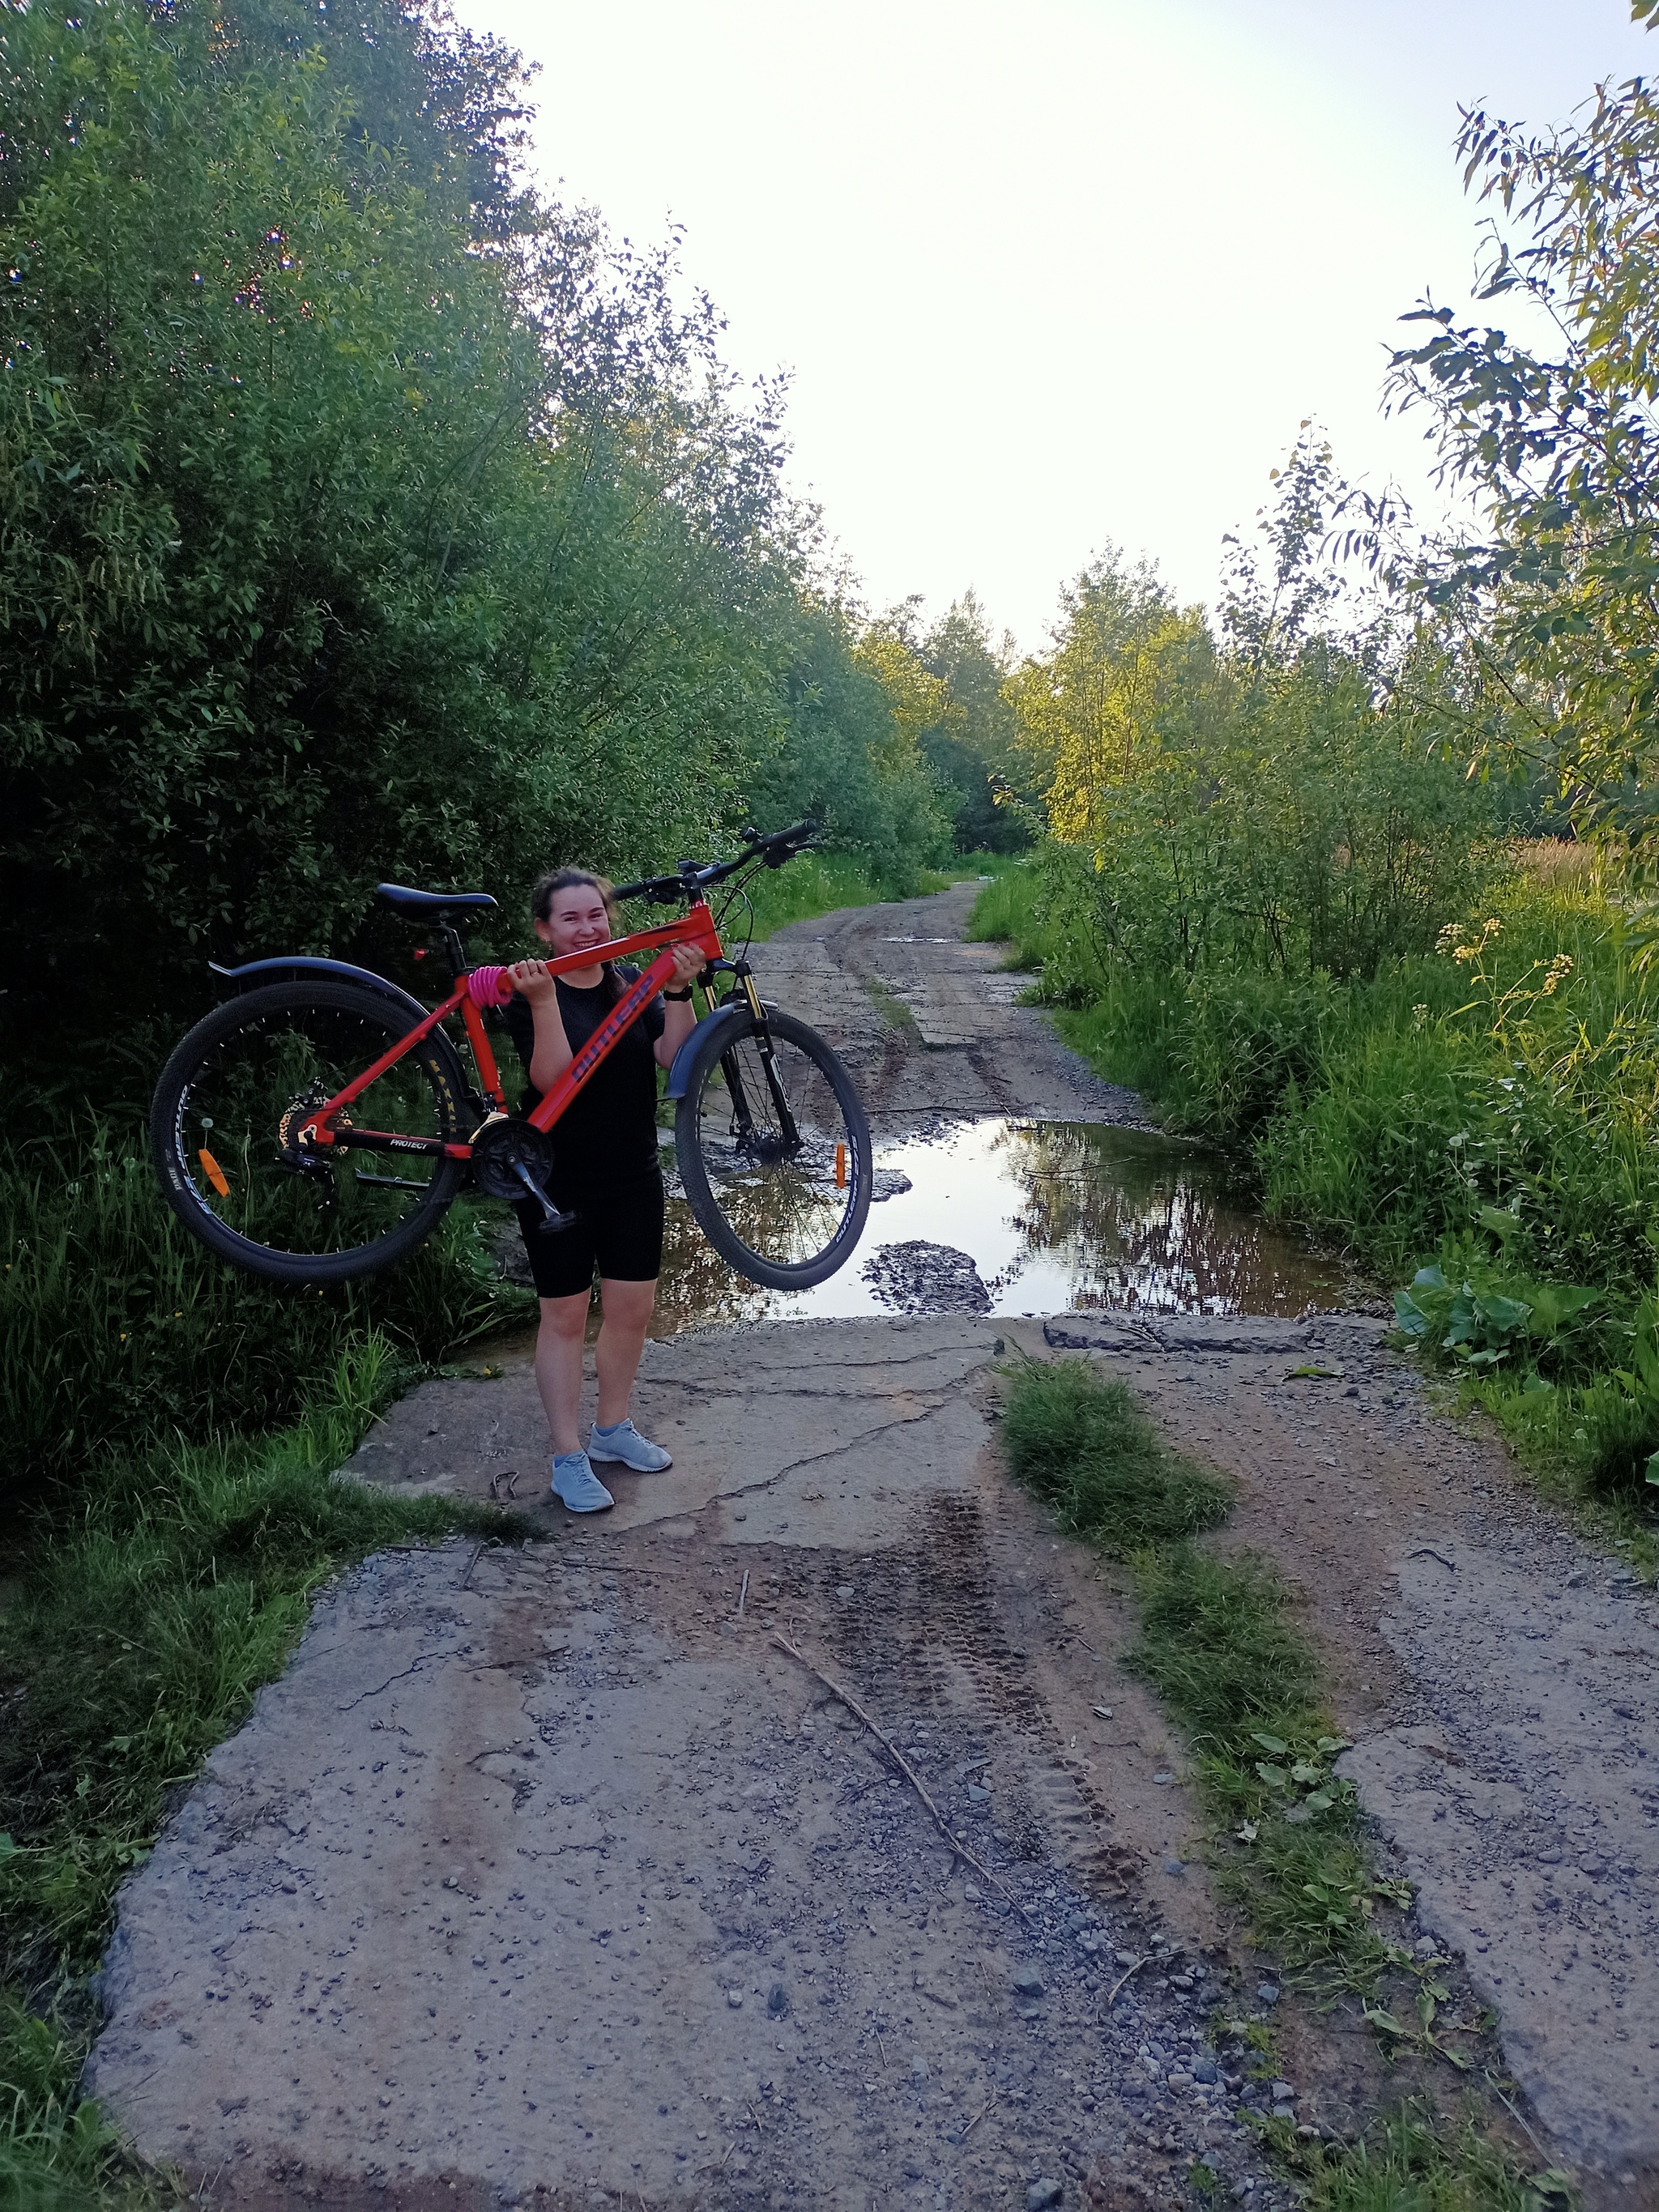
left=1, top=0, right=938, bottom=1053
left=918, top=593, right=1032, bottom=853
left=1004, top=548, right=1197, bottom=840
left=1385, top=35, right=1659, bottom=842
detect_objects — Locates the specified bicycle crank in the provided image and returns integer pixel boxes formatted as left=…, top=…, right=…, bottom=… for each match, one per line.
left=470, top=1116, right=576, bottom=1232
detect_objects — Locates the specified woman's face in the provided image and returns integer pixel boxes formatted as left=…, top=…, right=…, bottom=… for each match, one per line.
left=535, top=884, right=612, bottom=961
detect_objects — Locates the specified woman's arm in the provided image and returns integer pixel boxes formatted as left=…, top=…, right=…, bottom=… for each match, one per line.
left=507, top=961, right=573, bottom=1093
left=655, top=942, right=706, bottom=1069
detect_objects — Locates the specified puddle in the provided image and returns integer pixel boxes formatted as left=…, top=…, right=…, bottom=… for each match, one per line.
left=646, top=1116, right=1350, bottom=1334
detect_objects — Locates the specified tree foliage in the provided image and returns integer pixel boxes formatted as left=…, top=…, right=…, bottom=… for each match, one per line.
left=1008, top=456, right=1491, bottom=989
left=0, top=0, right=942, bottom=1053
left=1385, top=52, right=1659, bottom=840
left=917, top=593, right=1032, bottom=853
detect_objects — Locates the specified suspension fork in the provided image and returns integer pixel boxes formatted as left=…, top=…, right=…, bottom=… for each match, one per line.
left=718, top=964, right=802, bottom=1153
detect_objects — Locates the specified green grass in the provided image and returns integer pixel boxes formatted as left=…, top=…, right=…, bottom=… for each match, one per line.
left=1282, top=2104, right=1572, bottom=2212
left=1000, top=1358, right=1401, bottom=1993
left=998, top=1357, right=1555, bottom=2206
left=998, top=1357, right=1233, bottom=1549
left=2, top=1111, right=532, bottom=1502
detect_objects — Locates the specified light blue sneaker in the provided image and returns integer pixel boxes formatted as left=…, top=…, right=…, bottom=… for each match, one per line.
left=587, top=1417, right=672, bottom=1473
left=550, top=1450, right=613, bottom=1513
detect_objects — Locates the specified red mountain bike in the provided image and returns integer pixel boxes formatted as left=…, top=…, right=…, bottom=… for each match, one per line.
left=150, top=824, right=872, bottom=1293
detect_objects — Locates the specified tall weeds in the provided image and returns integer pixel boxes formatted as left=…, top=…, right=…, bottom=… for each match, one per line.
left=2, top=1110, right=526, bottom=1499
left=978, top=853, right=1659, bottom=1510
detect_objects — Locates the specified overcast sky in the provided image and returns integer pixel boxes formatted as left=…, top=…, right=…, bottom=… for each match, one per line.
left=453, top=0, right=1655, bottom=649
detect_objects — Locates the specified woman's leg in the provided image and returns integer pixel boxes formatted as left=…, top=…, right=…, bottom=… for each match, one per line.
left=593, top=1276, right=657, bottom=1428
left=534, top=1291, right=593, bottom=1455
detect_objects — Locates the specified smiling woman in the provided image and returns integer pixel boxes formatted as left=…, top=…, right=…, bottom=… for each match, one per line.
left=500, top=867, right=702, bottom=1511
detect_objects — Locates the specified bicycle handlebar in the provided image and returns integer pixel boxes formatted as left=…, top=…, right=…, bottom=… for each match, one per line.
left=612, top=820, right=820, bottom=906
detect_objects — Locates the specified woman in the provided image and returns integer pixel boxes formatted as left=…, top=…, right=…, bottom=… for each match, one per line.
left=504, top=868, right=702, bottom=1511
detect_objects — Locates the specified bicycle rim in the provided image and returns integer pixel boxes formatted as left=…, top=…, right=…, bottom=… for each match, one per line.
left=152, top=982, right=465, bottom=1282
left=676, top=1009, right=872, bottom=1289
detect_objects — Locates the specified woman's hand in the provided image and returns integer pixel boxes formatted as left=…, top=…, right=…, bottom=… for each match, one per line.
left=509, top=957, right=559, bottom=1006
left=666, top=944, right=704, bottom=992
left=655, top=942, right=703, bottom=1068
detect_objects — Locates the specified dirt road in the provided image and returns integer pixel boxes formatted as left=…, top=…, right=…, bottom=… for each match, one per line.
left=86, top=888, right=1659, bottom=2209
left=735, top=881, right=1145, bottom=1129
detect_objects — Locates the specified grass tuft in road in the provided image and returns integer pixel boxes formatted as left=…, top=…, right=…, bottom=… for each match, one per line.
left=1000, top=1358, right=1410, bottom=1989
left=1273, top=2102, right=1574, bottom=2212
left=999, top=1358, right=1233, bottom=1551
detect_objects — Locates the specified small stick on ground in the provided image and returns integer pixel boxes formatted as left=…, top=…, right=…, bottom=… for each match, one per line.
left=1487, top=2076, right=1547, bottom=2159
left=962, top=2089, right=998, bottom=2138
left=737, top=1570, right=749, bottom=1619
left=458, top=1541, right=487, bottom=1590
left=874, top=2030, right=886, bottom=2069
left=1105, top=1954, right=1148, bottom=2008
left=770, top=1631, right=1026, bottom=1916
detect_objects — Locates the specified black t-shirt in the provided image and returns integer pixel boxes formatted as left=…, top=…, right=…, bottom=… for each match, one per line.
left=504, top=965, right=666, bottom=1193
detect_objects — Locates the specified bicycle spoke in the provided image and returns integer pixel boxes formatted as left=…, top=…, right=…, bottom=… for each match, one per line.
left=681, top=1016, right=869, bottom=1283
left=168, top=995, right=453, bottom=1262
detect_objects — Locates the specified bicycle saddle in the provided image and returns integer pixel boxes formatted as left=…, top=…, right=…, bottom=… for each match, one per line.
left=375, top=882, right=498, bottom=915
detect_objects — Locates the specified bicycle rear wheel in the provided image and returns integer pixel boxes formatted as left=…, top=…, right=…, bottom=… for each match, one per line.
left=675, top=1008, right=872, bottom=1289
left=151, top=979, right=467, bottom=1285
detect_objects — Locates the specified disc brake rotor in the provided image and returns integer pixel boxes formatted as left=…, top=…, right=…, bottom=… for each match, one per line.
left=277, top=1083, right=348, bottom=1171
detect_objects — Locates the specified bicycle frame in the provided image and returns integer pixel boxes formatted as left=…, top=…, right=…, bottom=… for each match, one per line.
left=292, top=901, right=728, bottom=1161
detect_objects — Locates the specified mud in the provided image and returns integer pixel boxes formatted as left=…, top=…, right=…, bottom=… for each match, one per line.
left=862, top=1242, right=992, bottom=1315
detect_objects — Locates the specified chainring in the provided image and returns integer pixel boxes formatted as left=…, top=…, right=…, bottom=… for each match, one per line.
left=471, top=1115, right=560, bottom=1203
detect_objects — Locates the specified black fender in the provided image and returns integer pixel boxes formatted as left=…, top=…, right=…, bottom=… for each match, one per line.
left=663, top=999, right=777, bottom=1099
left=207, top=955, right=430, bottom=1025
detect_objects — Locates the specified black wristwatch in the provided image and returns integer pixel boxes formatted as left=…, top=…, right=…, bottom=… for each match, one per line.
left=663, top=986, right=694, bottom=1001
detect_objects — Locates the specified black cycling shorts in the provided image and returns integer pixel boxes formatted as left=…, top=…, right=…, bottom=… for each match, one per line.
left=513, top=1171, right=665, bottom=1299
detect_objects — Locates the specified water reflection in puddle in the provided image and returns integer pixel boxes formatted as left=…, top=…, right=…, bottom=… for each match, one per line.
left=651, top=1116, right=1346, bottom=1334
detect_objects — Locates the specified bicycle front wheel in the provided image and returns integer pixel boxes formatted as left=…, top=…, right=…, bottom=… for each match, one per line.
left=675, top=1008, right=872, bottom=1289
left=151, top=979, right=468, bottom=1285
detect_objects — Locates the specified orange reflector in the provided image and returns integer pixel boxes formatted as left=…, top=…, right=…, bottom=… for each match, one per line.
left=834, top=1141, right=847, bottom=1189
left=198, top=1148, right=230, bottom=1197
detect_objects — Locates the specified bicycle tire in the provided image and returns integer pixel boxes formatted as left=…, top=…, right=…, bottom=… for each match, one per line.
left=151, top=978, right=469, bottom=1285
left=675, top=1007, right=872, bottom=1289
